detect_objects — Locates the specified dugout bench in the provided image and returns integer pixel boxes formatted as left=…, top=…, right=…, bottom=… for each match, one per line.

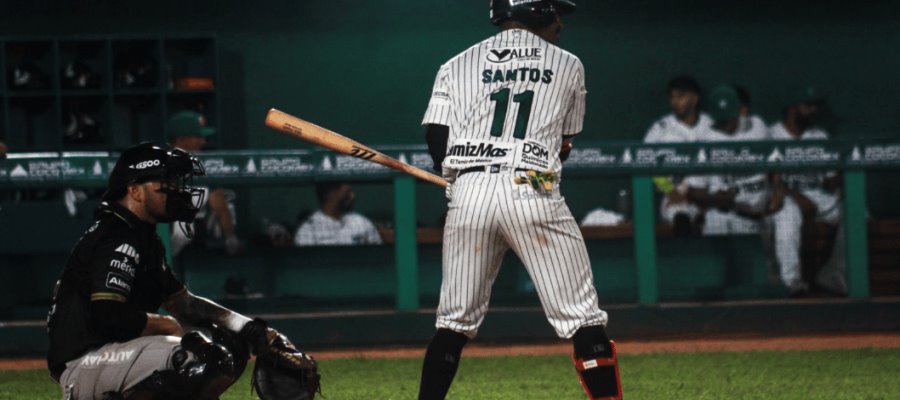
left=1, top=140, right=899, bottom=318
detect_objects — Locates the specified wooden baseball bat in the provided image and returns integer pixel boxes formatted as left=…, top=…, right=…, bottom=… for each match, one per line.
left=264, top=108, right=448, bottom=187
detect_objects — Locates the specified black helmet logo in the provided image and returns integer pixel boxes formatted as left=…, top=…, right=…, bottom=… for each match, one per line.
left=104, top=143, right=206, bottom=225
left=130, top=159, right=162, bottom=170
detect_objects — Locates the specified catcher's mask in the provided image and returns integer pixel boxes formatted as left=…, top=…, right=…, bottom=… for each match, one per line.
left=104, top=142, right=206, bottom=227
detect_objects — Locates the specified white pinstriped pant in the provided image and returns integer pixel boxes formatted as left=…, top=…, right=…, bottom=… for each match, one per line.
left=436, top=172, right=608, bottom=339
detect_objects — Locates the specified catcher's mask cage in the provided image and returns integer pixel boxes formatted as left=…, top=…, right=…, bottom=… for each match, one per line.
left=104, top=143, right=206, bottom=235
left=490, top=0, right=576, bottom=29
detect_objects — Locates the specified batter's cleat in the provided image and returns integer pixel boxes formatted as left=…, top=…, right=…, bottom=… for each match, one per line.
left=573, top=340, right=622, bottom=400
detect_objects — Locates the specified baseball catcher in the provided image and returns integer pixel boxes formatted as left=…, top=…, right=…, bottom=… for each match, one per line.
left=46, top=142, right=319, bottom=399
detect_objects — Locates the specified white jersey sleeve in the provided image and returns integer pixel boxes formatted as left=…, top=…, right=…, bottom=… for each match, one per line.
left=293, top=220, right=316, bottom=246
left=684, top=175, right=710, bottom=189
left=422, top=64, right=454, bottom=127
left=358, top=216, right=384, bottom=245
left=643, top=119, right=665, bottom=143
left=560, top=61, right=586, bottom=137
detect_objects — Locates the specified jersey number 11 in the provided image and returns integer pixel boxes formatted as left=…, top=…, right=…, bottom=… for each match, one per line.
left=489, top=88, right=534, bottom=140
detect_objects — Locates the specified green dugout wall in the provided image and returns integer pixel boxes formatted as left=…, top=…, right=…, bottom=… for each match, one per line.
left=2, top=1, right=900, bottom=224
left=1, top=2, right=899, bottom=316
left=1, top=140, right=896, bottom=313
left=3, top=1, right=899, bottom=144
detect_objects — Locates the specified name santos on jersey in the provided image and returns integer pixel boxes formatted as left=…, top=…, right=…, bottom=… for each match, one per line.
left=482, top=68, right=554, bottom=84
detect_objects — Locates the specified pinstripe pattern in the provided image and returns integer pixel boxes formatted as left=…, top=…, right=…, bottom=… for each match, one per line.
left=423, top=29, right=586, bottom=177
left=424, top=29, right=606, bottom=339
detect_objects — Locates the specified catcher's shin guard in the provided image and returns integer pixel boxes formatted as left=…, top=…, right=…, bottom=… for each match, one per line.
left=572, top=340, right=621, bottom=400
left=132, top=332, right=237, bottom=400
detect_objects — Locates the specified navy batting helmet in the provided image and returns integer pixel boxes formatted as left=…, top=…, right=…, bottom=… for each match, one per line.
left=490, top=0, right=576, bottom=28
left=104, top=142, right=205, bottom=223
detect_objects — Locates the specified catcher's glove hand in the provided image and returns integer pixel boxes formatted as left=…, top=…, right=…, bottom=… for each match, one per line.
left=240, top=318, right=321, bottom=399
left=514, top=169, right=556, bottom=192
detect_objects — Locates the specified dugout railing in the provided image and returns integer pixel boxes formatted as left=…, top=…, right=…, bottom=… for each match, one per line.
left=0, top=140, right=898, bottom=311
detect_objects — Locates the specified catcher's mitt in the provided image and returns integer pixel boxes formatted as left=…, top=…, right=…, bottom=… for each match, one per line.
left=241, top=318, right=321, bottom=400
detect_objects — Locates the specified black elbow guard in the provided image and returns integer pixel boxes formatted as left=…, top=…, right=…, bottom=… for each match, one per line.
left=425, top=124, right=450, bottom=172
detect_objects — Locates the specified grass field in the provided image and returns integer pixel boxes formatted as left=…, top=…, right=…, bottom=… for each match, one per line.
left=2, top=348, right=898, bottom=399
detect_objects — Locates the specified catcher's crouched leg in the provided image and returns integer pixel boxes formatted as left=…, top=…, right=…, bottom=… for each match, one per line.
left=130, top=331, right=238, bottom=400
left=572, top=325, right=622, bottom=400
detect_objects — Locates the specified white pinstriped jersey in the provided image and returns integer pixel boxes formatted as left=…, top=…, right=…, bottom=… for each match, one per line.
left=421, top=28, right=606, bottom=339
left=423, top=28, right=586, bottom=179
left=687, top=115, right=770, bottom=212
left=769, top=122, right=840, bottom=214
left=643, top=113, right=713, bottom=144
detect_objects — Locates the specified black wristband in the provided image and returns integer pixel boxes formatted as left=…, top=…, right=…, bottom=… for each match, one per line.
left=238, top=317, right=269, bottom=354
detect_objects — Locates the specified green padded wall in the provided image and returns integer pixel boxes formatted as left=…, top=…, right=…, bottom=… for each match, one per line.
left=1, top=1, right=898, bottom=317
left=3, top=0, right=898, bottom=221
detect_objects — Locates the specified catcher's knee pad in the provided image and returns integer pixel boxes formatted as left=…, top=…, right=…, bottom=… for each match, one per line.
left=572, top=325, right=622, bottom=400
left=133, top=332, right=237, bottom=400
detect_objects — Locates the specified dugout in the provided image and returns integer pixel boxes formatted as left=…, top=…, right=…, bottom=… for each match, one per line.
left=1, top=1, right=900, bottom=353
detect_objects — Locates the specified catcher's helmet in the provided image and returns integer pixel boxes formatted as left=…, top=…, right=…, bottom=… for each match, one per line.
left=490, top=0, right=576, bottom=28
left=104, top=142, right=205, bottom=223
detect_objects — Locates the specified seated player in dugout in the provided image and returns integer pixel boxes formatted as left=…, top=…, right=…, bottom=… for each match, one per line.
left=46, top=143, right=320, bottom=399
left=685, top=84, right=780, bottom=235
left=419, top=1, right=620, bottom=399
left=166, top=110, right=244, bottom=257
left=293, top=181, right=383, bottom=246
left=644, top=75, right=712, bottom=235
left=767, top=87, right=846, bottom=297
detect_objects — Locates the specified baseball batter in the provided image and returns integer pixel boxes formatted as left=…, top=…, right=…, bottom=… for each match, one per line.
left=767, top=88, right=846, bottom=297
left=418, top=1, right=620, bottom=399
left=46, top=143, right=318, bottom=399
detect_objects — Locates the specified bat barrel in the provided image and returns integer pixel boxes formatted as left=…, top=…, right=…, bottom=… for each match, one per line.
left=265, top=108, right=449, bottom=188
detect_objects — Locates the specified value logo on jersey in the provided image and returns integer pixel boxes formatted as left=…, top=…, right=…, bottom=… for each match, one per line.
left=486, top=47, right=542, bottom=63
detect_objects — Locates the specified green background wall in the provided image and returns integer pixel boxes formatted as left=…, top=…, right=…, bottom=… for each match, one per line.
left=2, top=0, right=899, bottom=224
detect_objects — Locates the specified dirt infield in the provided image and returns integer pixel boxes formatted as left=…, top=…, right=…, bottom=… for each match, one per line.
left=314, top=333, right=900, bottom=359
left=5, top=333, right=896, bottom=371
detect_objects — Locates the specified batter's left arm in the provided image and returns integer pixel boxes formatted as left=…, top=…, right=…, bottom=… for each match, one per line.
left=425, top=124, right=449, bottom=172
left=163, top=289, right=252, bottom=333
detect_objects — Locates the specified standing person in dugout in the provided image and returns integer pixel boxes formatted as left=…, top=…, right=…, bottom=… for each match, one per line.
left=418, top=1, right=621, bottom=399
left=46, top=143, right=319, bottom=399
